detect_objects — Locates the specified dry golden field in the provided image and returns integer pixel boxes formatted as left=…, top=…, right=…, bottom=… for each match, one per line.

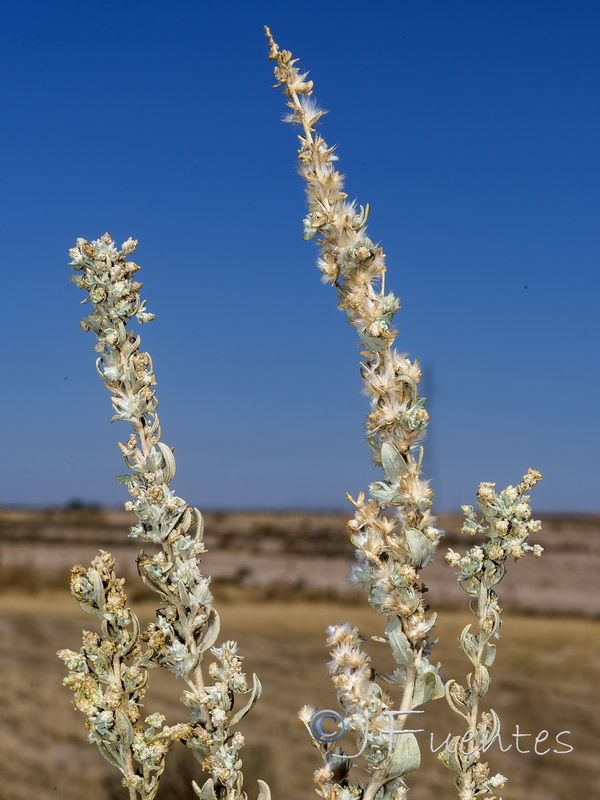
left=0, top=509, right=599, bottom=799
left=2, top=508, right=599, bottom=614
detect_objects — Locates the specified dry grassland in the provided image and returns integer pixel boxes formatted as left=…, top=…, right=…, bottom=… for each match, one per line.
left=1, top=508, right=599, bottom=614
left=1, top=509, right=598, bottom=798
left=0, top=587, right=598, bottom=800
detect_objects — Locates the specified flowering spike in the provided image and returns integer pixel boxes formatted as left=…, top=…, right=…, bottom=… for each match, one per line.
left=268, top=29, right=443, bottom=800
left=62, top=235, right=269, bottom=800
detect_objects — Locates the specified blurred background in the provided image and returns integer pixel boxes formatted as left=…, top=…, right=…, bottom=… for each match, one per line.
left=0, top=1, right=598, bottom=798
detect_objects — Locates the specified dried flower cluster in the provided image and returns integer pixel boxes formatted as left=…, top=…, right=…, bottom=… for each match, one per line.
left=266, top=27, right=542, bottom=800
left=58, top=551, right=187, bottom=799
left=60, top=234, right=269, bottom=800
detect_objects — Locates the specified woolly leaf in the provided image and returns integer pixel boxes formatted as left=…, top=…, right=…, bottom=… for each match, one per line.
left=438, top=736, right=462, bottom=772
left=91, top=569, right=105, bottom=611
left=357, top=327, right=388, bottom=355
left=459, top=624, right=478, bottom=663
left=193, top=507, right=205, bottom=542
left=90, top=648, right=112, bottom=682
left=381, top=442, right=408, bottom=482
left=78, top=601, right=103, bottom=618
left=369, top=481, right=407, bottom=506
left=411, top=667, right=445, bottom=708
left=96, top=741, right=125, bottom=771
left=137, top=557, right=173, bottom=602
left=482, top=708, right=502, bottom=752
left=487, top=564, right=506, bottom=587
left=386, top=731, right=421, bottom=778
left=470, top=664, right=490, bottom=697
left=115, top=709, right=134, bottom=745
left=119, top=611, right=140, bottom=658
left=230, top=674, right=262, bottom=726
left=444, top=679, right=471, bottom=722
left=366, top=436, right=382, bottom=462
left=178, top=579, right=192, bottom=608
left=199, top=608, right=221, bottom=653
left=405, top=527, right=432, bottom=568
left=386, top=618, right=413, bottom=666
left=193, top=779, right=218, bottom=800
left=325, top=747, right=351, bottom=783
left=416, top=611, right=437, bottom=637
left=256, top=780, right=271, bottom=800
left=157, top=441, right=176, bottom=482
left=483, top=643, right=497, bottom=667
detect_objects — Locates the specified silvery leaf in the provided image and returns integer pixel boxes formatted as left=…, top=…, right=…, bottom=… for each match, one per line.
left=385, top=731, right=421, bottom=778
left=256, top=780, right=271, bottom=800
left=405, top=527, right=432, bottom=568
left=417, top=611, right=437, bottom=637
left=157, top=441, right=176, bottom=482
left=483, top=643, right=497, bottom=667
left=437, top=736, right=462, bottom=772
left=118, top=612, right=140, bottom=658
left=115, top=709, right=134, bottom=745
left=381, top=441, right=408, bottom=482
left=198, top=608, right=221, bottom=654
left=386, top=618, right=413, bottom=666
left=91, top=570, right=106, bottom=611
left=96, top=741, right=125, bottom=771
left=178, top=579, right=192, bottom=608
left=193, top=779, right=218, bottom=800
left=357, top=326, right=388, bottom=355
left=325, top=747, right=351, bottom=782
left=193, top=508, right=205, bottom=541
left=366, top=436, right=382, bottom=462
left=229, top=674, right=262, bottom=726
left=411, top=667, right=445, bottom=708
left=459, top=624, right=478, bottom=663
left=369, top=481, right=407, bottom=505
left=470, top=664, right=490, bottom=697
left=369, top=481, right=395, bottom=503
left=444, top=679, right=470, bottom=722
left=78, top=601, right=103, bottom=619
left=482, top=708, right=502, bottom=751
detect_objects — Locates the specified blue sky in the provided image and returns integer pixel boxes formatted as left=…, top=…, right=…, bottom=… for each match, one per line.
left=1, top=0, right=598, bottom=511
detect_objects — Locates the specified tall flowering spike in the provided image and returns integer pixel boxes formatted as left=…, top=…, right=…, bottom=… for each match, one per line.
left=64, top=235, right=270, bottom=800
left=267, top=29, right=444, bottom=800
left=439, top=469, right=543, bottom=799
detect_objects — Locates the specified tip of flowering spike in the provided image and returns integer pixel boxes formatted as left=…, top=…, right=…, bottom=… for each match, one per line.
left=264, top=26, right=275, bottom=48
left=264, top=26, right=280, bottom=62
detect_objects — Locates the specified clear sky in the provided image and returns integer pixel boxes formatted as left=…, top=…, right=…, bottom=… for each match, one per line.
left=1, top=0, right=598, bottom=512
